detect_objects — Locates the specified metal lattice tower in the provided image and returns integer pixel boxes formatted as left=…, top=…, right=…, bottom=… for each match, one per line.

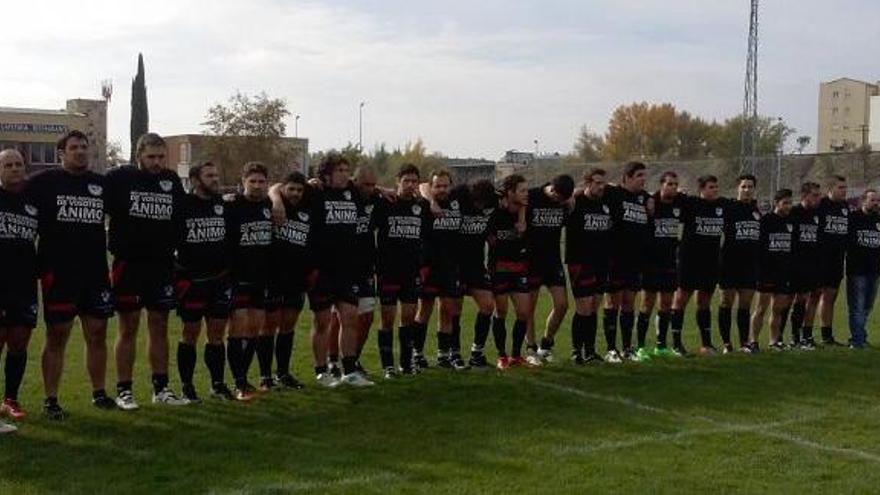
left=740, top=0, right=759, bottom=173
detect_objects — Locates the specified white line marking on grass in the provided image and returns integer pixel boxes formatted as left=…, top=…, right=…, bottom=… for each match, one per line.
left=213, top=472, right=404, bottom=495
left=529, top=379, right=880, bottom=464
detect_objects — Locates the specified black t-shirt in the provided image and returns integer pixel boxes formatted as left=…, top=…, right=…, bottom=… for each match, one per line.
left=355, top=191, right=379, bottom=272
left=721, top=199, right=761, bottom=263
left=488, top=207, right=527, bottom=266
left=679, top=195, right=725, bottom=259
left=311, top=184, right=362, bottom=272
left=373, top=196, right=432, bottom=273
left=273, top=197, right=318, bottom=276
left=225, top=195, right=273, bottom=284
left=425, top=186, right=465, bottom=268
left=526, top=185, right=568, bottom=266
left=458, top=190, right=495, bottom=269
left=0, top=187, right=39, bottom=282
left=818, top=197, right=850, bottom=256
left=846, top=209, right=880, bottom=276
left=604, top=185, right=651, bottom=255
left=789, top=204, right=821, bottom=265
left=105, top=165, right=185, bottom=263
left=565, top=193, right=612, bottom=265
left=25, top=168, right=107, bottom=273
left=759, top=212, right=795, bottom=272
left=177, top=194, right=227, bottom=279
left=649, top=193, right=683, bottom=269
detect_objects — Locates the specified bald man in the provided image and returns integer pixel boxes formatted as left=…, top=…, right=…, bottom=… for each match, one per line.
left=0, top=150, right=38, bottom=431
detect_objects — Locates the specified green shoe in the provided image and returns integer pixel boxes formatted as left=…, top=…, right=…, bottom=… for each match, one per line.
left=635, top=347, right=652, bottom=361
left=653, top=346, right=673, bottom=357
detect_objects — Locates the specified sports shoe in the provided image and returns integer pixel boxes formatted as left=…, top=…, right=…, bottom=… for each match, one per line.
left=849, top=342, right=867, bottom=350
left=383, top=366, right=398, bottom=380
left=399, top=365, right=419, bottom=376
left=152, top=387, right=189, bottom=405
left=524, top=353, right=543, bottom=367
left=604, top=349, right=623, bottom=364
left=412, top=353, right=430, bottom=370
left=822, top=337, right=845, bottom=347
left=635, top=347, right=652, bottom=361
left=799, top=338, right=817, bottom=351
left=721, top=343, right=735, bottom=355
left=92, top=393, right=118, bottom=410
left=768, top=341, right=788, bottom=352
left=43, top=399, right=65, bottom=420
left=354, top=360, right=369, bottom=376
left=699, top=345, right=717, bottom=356
left=115, top=390, right=140, bottom=411
left=182, top=384, right=202, bottom=404
left=340, top=371, right=375, bottom=387
left=570, top=351, right=585, bottom=366
left=210, top=383, right=235, bottom=400
left=653, top=346, right=674, bottom=357
left=468, top=352, right=490, bottom=370
left=621, top=348, right=638, bottom=362
left=328, top=361, right=342, bottom=378
left=536, top=347, right=555, bottom=363
left=233, top=386, right=255, bottom=401
left=258, top=377, right=275, bottom=393
left=315, top=373, right=341, bottom=388
left=450, top=354, right=471, bottom=371
left=1, top=398, right=26, bottom=420
left=496, top=356, right=511, bottom=370
left=744, top=342, right=760, bottom=354
left=275, top=374, right=305, bottom=390
left=583, top=351, right=604, bottom=364
left=671, top=344, right=690, bottom=358
left=0, top=419, right=16, bottom=434
left=436, top=353, right=453, bottom=369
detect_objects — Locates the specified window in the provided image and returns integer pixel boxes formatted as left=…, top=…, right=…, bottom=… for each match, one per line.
left=29, top=143, right=40, bottom=164
left=43, top=144, right=55, bottom=164
left=832, top=107, right=839, bottom=115
left=180, top=143, right=191, bottom=164
left=833, top=91, right=839, bottom=98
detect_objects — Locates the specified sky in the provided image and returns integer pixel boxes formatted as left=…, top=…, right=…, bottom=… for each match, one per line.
left=2, top=0, right=878, bottom=159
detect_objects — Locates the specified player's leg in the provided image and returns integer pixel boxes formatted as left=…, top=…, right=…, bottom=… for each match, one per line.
left=178, top=315, right=203, bottom=401
left=257, top=304, right=280, bottom=392
left=654, top=291, right=675, bottom=355
left=378, top=287, right=400, bottom=378
left=42, top=319, right=73, bottom=419
left=509, top=291, right=531, bottom=366
left=468, top=288, right=495, bottom=369
left=311, top=306, right=337, bottom=387
left=205, top=316, right=233, bottom=399
left=670, top=288, right=692, bottom=356
left=274, top=304, right=303, bottom=389
left=147, top=307, right=185, bottom=403
left=537, top=284, right=568, bottom=363
left=637, top=289, right=656, bottom=356
left=619, top=289, right=640, bottom=361
left=399, top=301, right=418, bottom=375
left=768, top=293, right=792, bottom=348
left=735, top=290, right=756, bottom=350
left=336, top=301, right=374, bottom=386
left=327, top=308, right=341, bottom=377
left=695, top=289, right=716, bottom=354
left=412, top=296, right=435, bottom=370
left=114, top=309, right=142, bottom=407
left=1, top=325, right=32, bottom=420
left=227, top=307, right=254, bottom=400
left=493, top=293, right=510, bottom=368
left=602, top=291, right=622, bottom=362
left=749, top=292, right=771, bottom=351
left=718, top=289, right=736, bottom=352
left=435, top=296, right=458, bottom=368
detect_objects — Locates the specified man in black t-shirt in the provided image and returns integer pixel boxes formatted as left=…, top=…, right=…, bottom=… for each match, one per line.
left=749, top=189, right=795, bottom=352
left=845, top=189, right=880, bottom=349
left=718, top=174, right=761, bottom=352
left=0, top=150, right=38, bottom=428
left=174, top=162, right=233, bottom=402
left=526, top=175, right=573, bottom=365
left=566, top=168, right=612, bottom=365
left=106, top=133, right=187, bottom=409
left=374, top=164, right=431, bottom=378
left=787, top=182, right=823, bottom=350
left=28, top=131, right=116, bottom=419
left=639, top=171, right=682, bottom=358
left=602, top=162, right=653, bottom=363
left=816, top=175, right=850, bottom=346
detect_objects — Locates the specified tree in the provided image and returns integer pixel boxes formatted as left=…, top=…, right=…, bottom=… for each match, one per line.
left=602, top=102, right=682, bottom=160
left=202, top=91, right=292, bottom=184
left=708, top=115, right=796, bottom=159
left=106, top=140, right=124, bottom=167
left=676, top=112, right=714, bottom=159
left=129, top=53, right=149, bottom=164
left=574, top=126, right=604, bottom=162
left=796, top=135, right=812, bottom=154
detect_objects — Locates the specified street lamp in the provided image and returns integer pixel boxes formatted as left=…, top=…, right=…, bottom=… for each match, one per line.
left=294, top=114, right=300, bottom=138
left=358, top=102, right=366, bottom=151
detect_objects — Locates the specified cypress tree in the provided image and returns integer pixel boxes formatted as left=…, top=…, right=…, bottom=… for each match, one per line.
left=129, top=53, right=149, bottom=164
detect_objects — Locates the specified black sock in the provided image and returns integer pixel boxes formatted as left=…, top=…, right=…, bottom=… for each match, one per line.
left=451, top=315, right=462, bottom=354
left=151, top=373, right=169, bottom=394
left=584, top=313, right=598, bottom=354
left=620, top=311, right=634, bottom=349
left=539, top=336, right=554, bottom=350
left=256, top=335, right=275, bottom=378
left=656, top=311, right=671, bottom=348
left=511, top=319, right=527, bottom=357
left=736, top=308, right=751, bottom=347
left=4, top=351, right=26, bottom=400
left=314, top=364, right=328, bottom=375
left=474, top=312, right=492, bottom=349
left=636, top=312, right=650, bottom=348
left=226, top=337, right=244, bottom=384
left=240, top=338, right=256, bottom=380
left=790, top=302, right=805, bottom=342
left=437, top=332, right=451, bottom=356
left=328, top=353, right=339, bottom=364
left=378, top=328, right=394, bottom=369
left=718, top=307, right=732, bottom=346
left=571, top=313, right=587, bottom=353
left=275, top=332, right=293, bottom=376
left=492, top=316, right=507, bottom=357
left=413, top=321, right=428, bottom=354
left=696, top=308, right=712, bottom=347
left=204, top=343, right=225, bottom=385
left=399, top=326, right=414, bottom=370
left=341, top=356, right=357, bottom=375
left=177, top=342, right=196, bottom=386
left=116, top=380, right=133, bottom=394
left=603, top=308, right=619, bottom=350
left=779, top=306, right=791, bottom=342
left=821, top=326, right=833, bottom=341
left=671, top=309, right=684, bottom=347
left=802, top=326, right=814, bottom=340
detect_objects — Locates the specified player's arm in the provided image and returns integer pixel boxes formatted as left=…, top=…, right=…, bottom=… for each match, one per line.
left=268, top=183, right=288, bottom=225
left=418, top=182, right=443, bottom=216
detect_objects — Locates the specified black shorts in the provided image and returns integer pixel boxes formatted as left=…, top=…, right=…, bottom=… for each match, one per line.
left=378, top=270, right=421, bottom=306
left=719, top=259, right=758, bottom=291
left=309, top=268, right=360, bottom=312
left=789, top=260, right=821, bottom=294
left=567, top=262, right=607, bottom=298
left=175, top=275, right=232, bottom=322
left=460, top=263, right=492, bottom=293
left=528, top=261, right=567, bottom=290
left=642, top=265, right=678, bottom=293
left=678, top=256, right=719, bottom=292
left=0, top=279, right=38, bottom=328
left=41, top=265, right=114, bottom=324
left=111, top=259, right=176, bottom=312
left=421, top=263, right=461, bottom=299
left=819, top=252, right=845, bottom=289
left=265, top=267, right=313, bottom=312
left=231, top=280, right=270, bottom=310
left=491, top=261, right=530, bottom=295
left=757, top=269, right=792, bottom=295
left=607, top=255, right=642, bottom=292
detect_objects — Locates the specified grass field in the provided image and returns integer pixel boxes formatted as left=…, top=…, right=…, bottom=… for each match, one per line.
left=2, top=293, right=880, bottom=494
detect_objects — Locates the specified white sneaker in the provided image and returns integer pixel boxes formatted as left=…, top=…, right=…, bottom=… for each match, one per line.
left=525, top=348, right=544, bottom=367
left=604, top=349, right=623, bottom=364
left=115, top=390, right=140, bottom=411
left=0, top=419, right=17, bottom=434
left=340, top=371, right=375, bottom=387
left=315, top=372, right=341, bottom=388
left=152, top=387, right=190, bottom=406
left=536, top=347, right=555, bottom=363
